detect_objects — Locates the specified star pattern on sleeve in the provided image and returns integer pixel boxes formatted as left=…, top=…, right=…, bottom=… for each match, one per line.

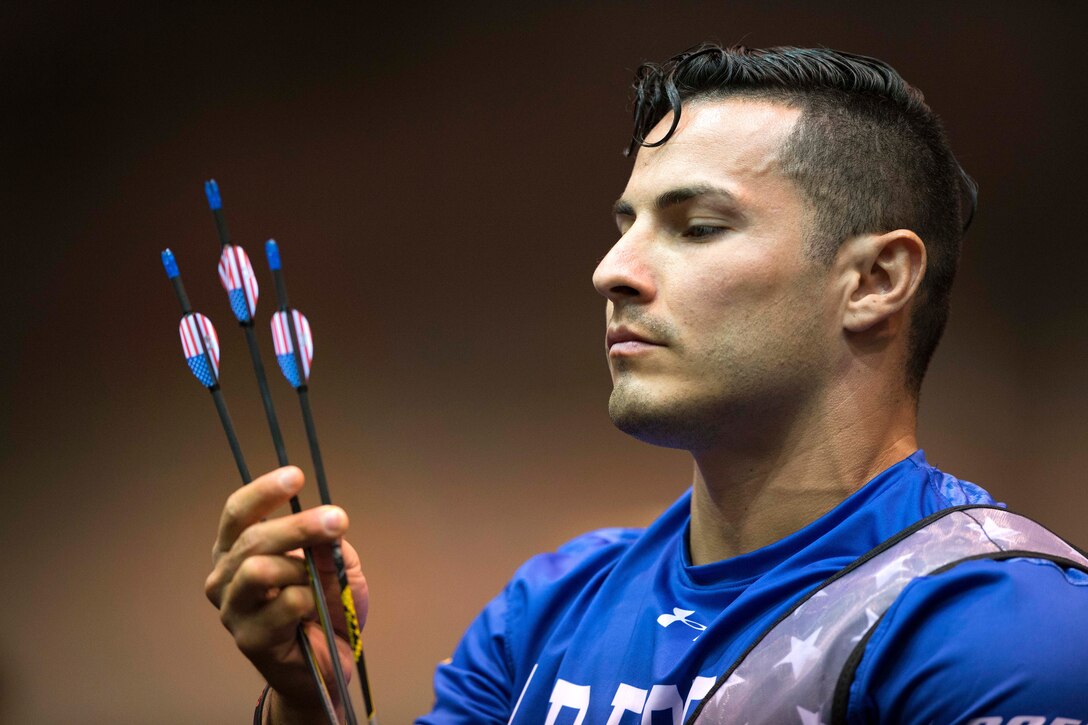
left=722, top=673, right=745, bottom=689
left=775, top=627, right=824, bottom=679
left=979, top=516, right=1020, bottom=545
left=850, top=607, right=881, bottom=643
left=796, top=705, right=825, bottom=725
left=873, top=554, right=912, bottom=589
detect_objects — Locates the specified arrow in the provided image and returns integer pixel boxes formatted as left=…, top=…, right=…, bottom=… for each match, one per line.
left=218, top=243, right=260, bottom=324
left=162, top=247, right=341, bottom=725
left=162, top=248, right=246, bottom=480
left=265, top=238, right=378, bottom=725
left=271, top=308, right=313, bottom=387
left=203, top=179, right=359, bottom=724
left=205, top=180, right=290, bottom=463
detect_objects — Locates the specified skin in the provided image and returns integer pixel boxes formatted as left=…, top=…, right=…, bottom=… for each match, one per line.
left=204, top=466, right=363, bottom=723
left=596, top=98, right=926, bottom=563
left=208, top=96, right=928, bottom=720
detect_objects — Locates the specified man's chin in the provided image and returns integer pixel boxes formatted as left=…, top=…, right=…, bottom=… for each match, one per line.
left=607, top=390, right=715, bottom=450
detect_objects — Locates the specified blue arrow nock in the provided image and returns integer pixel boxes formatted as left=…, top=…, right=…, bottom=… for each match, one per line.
left=161, top=249, right=180, bottom=279
left=265, top=239, right=282, bottom=270
left=204, top=179, right=222, bottom=210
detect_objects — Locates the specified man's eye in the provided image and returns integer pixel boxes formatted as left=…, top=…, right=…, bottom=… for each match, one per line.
left=682, top=225, right=726, bottom=239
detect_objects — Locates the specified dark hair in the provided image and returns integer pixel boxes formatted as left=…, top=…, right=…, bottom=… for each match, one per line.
left=627, top=44, right=978, bottom=395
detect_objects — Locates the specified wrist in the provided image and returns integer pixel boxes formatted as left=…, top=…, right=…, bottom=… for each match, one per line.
left=266, top=688, right=343, bottom=725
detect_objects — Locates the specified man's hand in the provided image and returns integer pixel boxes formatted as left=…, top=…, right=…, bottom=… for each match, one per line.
left=204, top=466, right=368, bottom=719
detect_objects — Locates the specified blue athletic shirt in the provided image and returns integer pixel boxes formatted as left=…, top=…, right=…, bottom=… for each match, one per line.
left=418, top=451, right=1088, bottom=724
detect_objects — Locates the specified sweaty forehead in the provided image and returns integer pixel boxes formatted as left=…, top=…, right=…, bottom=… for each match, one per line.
left=624, top=98, right=802, bottom=203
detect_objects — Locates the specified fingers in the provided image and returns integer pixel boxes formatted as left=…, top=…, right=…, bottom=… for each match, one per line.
left=213, top=466, right=306, bottom=560
left=222, top=554, right=310, bottom=615
left=224, top=558, right=359, bottom=685
left=206, top=504, right=348, bottom=607
left=338, top=538, right=369, bottom=627
left=229, top=584, right=317, bottom=660
left=203, top=465, right=371, bottom=710
left=304, top=538, right=370, bottom=643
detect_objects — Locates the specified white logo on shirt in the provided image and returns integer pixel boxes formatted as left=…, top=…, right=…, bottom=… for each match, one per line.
left=657, top=607, right=707, bottom=640
left=534, top=674, right=717, bottom=725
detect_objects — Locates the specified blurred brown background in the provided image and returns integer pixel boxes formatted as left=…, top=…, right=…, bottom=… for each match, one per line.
left=2, top=1, right=1086, bottom=722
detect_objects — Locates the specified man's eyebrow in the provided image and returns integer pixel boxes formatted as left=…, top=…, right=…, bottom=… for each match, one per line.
left=612, top=184, right=740, bottom=217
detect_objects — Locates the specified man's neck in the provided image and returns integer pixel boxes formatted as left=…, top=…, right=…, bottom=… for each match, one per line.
left=687, top=396, right=918, bottom=565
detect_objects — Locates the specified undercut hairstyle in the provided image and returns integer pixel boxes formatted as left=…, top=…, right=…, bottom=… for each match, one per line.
left=627, top=44, right=978, bottom=396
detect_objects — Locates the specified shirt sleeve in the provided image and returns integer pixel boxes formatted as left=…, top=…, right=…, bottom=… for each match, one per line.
left=415, top=585, right=515, bottom=725
left=413, top=527, right=640, bottom=724
left=846, top=556, right=1088, bottom=724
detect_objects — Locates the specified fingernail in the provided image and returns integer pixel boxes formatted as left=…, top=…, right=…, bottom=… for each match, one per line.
left=278, top=469, right=297, bottom=491
left=322, top=508, right=344, bottom=532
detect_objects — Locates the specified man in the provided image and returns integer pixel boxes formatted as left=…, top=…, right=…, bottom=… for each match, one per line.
left=205, top=45, right=1088, bottom=724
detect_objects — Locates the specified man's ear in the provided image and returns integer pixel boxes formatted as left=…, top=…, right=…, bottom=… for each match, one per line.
left=839, top=229, right=926, bottom=333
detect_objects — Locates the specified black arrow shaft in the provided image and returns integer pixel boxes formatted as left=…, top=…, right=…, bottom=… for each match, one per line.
left=271, top=254, right=378, bottom=722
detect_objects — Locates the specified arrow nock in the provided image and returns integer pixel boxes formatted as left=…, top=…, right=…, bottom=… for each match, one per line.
left=204, top=179, right=223, bottom=210
left=265, top=238, right=282, bottom=271
left=161, top=248, right=180, bottom=279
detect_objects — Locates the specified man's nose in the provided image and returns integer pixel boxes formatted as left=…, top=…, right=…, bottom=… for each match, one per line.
left=592, top=232, right=656, bottom=304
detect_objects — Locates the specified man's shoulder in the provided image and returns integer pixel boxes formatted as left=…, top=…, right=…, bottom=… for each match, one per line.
left=886, top=551, right=1088, bottom=633
left=507, top=490, right=693, bottom=594
left=849, top=553, right=1088, bottom=722
left=918, top=461, right=994, bottom=508
left=509, top=527, right=646, bottom=590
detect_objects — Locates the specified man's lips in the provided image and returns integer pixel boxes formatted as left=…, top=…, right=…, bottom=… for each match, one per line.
left=606, top=327, right=664, bottom=354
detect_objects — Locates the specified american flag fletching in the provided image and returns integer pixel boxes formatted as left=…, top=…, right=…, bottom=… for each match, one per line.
left=179, top=312, right=221, bottom=387
left=217, top=245, right=259, bottom=323
left=271, top=309, right=313, bottom=387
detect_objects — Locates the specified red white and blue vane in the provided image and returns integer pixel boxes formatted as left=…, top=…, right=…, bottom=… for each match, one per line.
left=218, top=245, right=259, bottom=323
left=271, top=308, right=313, bottom=388
left=178, top=313, right=220, bottom=387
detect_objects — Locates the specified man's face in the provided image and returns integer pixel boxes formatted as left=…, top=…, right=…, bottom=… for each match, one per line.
left=593, top=98, right=841, bottom=450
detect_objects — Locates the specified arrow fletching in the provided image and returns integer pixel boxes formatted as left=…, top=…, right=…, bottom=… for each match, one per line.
left=218, top=245, right=259, bottom=322
left=179, top=313, right=221, bottom=387
left=271, top=310, right=313, bottom=387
